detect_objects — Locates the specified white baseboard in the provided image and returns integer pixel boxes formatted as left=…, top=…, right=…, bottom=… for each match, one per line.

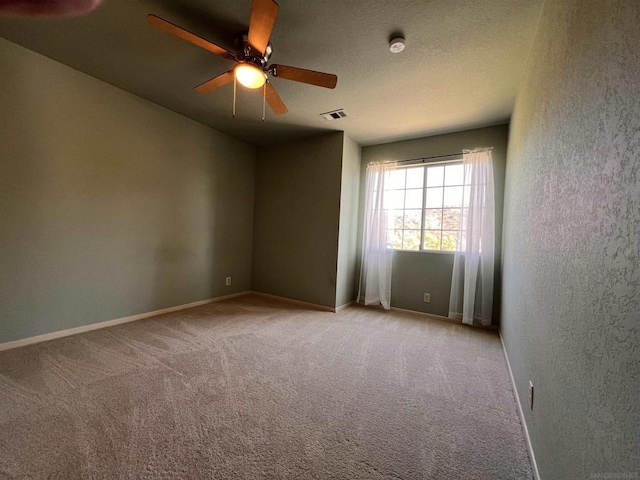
left=499, top=331, right=541, bottom=480
left=390, top=306, right=461, bottom=324
left=352, top=302, right=501, bottom=332
left=390, top=306, right=498, bottom=331
left=250, top=291, right=335, bottom=312
left=335, top=301, right=355, bottom=312
left=0, top=291, right=251, bottom=352
left=353, top=301, right=462, bottom=324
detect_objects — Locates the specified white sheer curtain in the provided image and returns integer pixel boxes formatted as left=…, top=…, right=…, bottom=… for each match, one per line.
left=358, top=161, right=397, bottom=310
left=449, top=149, right=495, bottom=326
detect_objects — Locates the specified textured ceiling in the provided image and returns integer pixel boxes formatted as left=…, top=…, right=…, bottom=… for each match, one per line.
left=0, top=0, right=542, bottom=146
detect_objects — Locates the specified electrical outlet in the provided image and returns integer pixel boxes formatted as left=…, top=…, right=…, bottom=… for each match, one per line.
left=225, top=276, right=232, bottom=286
left=528, top=381, right=534, bottom=410
left=423, top=293, right=431, bottom=303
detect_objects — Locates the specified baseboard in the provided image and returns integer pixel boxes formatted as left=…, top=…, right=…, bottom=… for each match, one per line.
left=391, top=306, right=498, bottom=330
left=335, top=301, right=355, bottom=312
left=355, top=301, right=461, bottom=324
left=389, top=306, right=461, bottom=324
left=250, top=291, right=335, bottom=312
left=0, top=291, right=251, bottom=352
left=499, top=331, right=541, bottom=480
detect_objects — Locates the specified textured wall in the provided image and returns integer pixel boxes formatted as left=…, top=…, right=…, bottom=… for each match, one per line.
left=0, top=39, right=256, bottom=343
left=501, top=1, right=640, bottom=478
left=252, top=133, right=344, bottom=308
left=359, top=125, right=508, bottom=320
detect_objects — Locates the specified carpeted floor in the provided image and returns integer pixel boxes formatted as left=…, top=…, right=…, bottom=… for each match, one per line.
left=0, top=295, right=532, bottom=479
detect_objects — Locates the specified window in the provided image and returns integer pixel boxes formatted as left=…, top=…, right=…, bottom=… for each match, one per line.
left=384, top=161, right=468, bottom=252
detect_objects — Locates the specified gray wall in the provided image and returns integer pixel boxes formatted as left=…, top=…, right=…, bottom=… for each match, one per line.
left=360, top=125, right=508, bottom=320
left=501, top=1, right=640, bottom=478
left=252, top=133, right=344, bottom=308
left=0, top=38, right=256, bottom=344
left=335, top=134, right=361, bottom=308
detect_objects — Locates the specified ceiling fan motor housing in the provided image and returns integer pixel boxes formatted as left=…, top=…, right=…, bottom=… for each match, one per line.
left=236, top=33, right=272, bottom=67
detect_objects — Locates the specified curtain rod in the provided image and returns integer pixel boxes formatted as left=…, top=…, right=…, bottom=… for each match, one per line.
left=382, top=147, right=493, bottom=165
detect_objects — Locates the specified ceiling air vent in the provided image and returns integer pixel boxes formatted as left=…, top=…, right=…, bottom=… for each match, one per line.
left=320, top=109, right=348, bottom=121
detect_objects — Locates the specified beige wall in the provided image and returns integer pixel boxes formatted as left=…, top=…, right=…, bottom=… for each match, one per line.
left=252, top=133, right=344, bottom=308
left=0, top=38, right=256, bottom=343
left=502, top=0, right=640, bottom=477
left=359, top=125, right=508, bottom=320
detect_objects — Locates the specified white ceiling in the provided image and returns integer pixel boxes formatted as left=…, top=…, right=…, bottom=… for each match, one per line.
left=0, top=0, right=542, bottom=146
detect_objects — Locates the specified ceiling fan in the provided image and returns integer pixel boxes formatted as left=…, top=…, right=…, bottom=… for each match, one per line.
left=147, top=0, right=338, bottom=117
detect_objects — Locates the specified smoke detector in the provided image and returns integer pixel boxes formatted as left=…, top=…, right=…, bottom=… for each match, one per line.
left=389, top=37, right=405, bottom=53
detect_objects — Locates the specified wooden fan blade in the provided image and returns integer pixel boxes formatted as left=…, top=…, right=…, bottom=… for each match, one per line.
left=147, top=14, right=235, bottom=61
left=248, top=0, right=279, bottom=55
left=194, top=71, right=234, bottom=94
left=263, top=81, right=288, bottom=115
left=270, top=64, right=337, bottom=89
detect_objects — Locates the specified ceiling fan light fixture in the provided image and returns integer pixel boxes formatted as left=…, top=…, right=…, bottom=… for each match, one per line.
left=234, top=64, right=266, bottom=89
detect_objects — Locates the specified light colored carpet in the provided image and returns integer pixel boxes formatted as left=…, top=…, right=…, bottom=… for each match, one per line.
left=0, top=295, right=532, bottom=479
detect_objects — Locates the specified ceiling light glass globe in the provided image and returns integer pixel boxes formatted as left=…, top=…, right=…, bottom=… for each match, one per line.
left=235, top=64, right=266, bottom=89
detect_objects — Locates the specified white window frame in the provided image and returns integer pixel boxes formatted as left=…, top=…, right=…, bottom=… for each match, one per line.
left=385, top=158, right=467, bottom=253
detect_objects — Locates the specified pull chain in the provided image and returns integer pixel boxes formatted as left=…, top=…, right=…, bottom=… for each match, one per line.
left=232, top=74, right=237, bottom=119
left=262, top=82, right=266, bottom=122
